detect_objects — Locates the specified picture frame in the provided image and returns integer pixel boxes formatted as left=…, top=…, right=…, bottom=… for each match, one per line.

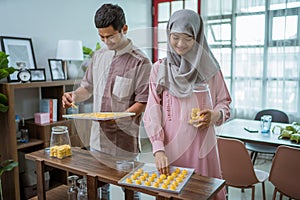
left=30, top=69, right=46, bottom=82
left=48, top=59, right=65, bottom=81
left=0, top=36, right=37, bottom=82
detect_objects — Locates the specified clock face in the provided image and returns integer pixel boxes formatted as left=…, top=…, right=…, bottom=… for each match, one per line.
left=18, top=70, right=31, bottom=83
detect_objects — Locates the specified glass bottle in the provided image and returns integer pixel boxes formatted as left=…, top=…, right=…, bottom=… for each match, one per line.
left=77, top=177, right=88, bottom=200
left=67, top=175, right=79, bottom=200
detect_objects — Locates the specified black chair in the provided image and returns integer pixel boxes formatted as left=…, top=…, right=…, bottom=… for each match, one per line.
left=245, top=109, right=289, bottom=165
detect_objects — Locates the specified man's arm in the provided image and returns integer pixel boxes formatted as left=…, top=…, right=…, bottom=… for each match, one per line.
left=126, top=102, right=146, bottom=117
left=62, top=86, right=92, bottom=108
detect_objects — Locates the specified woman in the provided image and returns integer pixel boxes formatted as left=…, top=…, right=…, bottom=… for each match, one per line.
left=143, top=9, right=231, bottom=199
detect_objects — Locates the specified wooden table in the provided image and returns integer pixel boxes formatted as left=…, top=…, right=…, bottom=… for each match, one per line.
left=217, top=118, right=300, bottom=148
left=25, top=148, right=225, bottom=200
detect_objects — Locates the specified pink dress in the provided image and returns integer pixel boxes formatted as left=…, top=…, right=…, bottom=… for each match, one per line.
left=143, top=61, right=232, bottom=200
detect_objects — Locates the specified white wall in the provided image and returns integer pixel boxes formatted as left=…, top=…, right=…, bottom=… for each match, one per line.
left=0, top=0, right=152, bottom=80
left=0, top=0, right=152, bottom=118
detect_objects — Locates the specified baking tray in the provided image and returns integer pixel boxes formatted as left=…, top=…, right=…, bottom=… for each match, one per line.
left=118, top=163, right=194, bottom=194
left=62, top=112, right=135, bottom=121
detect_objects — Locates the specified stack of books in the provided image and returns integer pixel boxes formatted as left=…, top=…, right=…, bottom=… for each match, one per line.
left=40, top=99, right=57, bottom=122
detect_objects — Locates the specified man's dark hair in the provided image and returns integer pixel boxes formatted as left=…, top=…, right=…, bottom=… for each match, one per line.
left=94, top=4, right=126, bottom=31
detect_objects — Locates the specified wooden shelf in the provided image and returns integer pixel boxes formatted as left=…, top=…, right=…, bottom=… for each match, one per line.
left=0, top=80, right=82, bottom=200
left=17, top=138, right=44, bottom=150
left=0, top=80, right=80, bottom=89
left=29, top=184, right=68, bottom=200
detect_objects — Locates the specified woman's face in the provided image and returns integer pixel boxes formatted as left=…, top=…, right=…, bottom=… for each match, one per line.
left=170, top=33, right=195, bottom=55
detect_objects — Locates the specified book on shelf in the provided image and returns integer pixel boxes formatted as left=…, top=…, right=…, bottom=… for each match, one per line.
left=39, top=99, right=57, bottom=122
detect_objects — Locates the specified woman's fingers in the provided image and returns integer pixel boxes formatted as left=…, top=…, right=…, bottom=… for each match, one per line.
left=154, top=151, right=170, bottom=175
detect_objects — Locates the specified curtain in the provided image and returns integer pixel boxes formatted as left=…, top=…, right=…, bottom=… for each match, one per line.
left=201, top=0, right=300, bottom=122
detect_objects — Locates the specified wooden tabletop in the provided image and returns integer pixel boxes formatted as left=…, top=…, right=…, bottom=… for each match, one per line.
left=217, top=118, right=300, bottom=148
left=26, top=147, right=225, bottom=200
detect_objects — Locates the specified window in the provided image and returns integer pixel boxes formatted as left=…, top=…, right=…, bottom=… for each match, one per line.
left=153, top=0, right=200, bottom=61
left=201, top=0, right=300, bottom=120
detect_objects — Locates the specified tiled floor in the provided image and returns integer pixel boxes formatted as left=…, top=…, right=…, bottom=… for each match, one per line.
left=108, top=140, right=288, bottom=200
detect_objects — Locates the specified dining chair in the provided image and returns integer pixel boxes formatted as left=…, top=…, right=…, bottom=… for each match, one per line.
left=245, top=109, right=289, bottom=164
left=217, top=137, right=269, bottom=200
left=269, top=145, right=300, bottom=200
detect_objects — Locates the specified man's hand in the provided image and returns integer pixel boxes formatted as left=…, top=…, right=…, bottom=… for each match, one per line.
left=154, top=151, right=170, bottom=175
left=62, top=92, right=73, bottom=108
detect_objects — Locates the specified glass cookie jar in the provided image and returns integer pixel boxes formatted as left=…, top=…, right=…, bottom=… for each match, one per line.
left=50, top=126, right=72, bottom=159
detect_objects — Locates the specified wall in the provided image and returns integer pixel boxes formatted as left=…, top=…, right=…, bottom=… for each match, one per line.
left=0, top=0, right=152, bottom=120
left=0, top=0, right=152, bottom=80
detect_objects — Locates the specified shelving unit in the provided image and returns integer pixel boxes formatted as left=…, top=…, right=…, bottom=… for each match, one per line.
left=0, top=80, right=82, bottom=200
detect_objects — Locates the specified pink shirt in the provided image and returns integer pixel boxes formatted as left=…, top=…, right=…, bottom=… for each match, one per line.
left=143, top=60, right=231, bottom=199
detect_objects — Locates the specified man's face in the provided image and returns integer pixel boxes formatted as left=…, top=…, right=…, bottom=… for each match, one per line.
left=98, top=25, right=123, bottom=50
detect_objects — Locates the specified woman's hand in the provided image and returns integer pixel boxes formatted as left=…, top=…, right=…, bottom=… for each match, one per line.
left=191, top=109, right=221, bottom=129
left=154, top=151, right=170, bottom=175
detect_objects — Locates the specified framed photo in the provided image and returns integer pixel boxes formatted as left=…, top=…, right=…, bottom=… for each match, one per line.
left=48, top=59, right=65, bottom=81
left=30, top=69, right=46, bottom=82
left=0, top=36, right=37, bottom=82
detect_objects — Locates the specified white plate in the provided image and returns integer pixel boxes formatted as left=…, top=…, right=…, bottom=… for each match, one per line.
left=62, top=112, right=135, bottom=121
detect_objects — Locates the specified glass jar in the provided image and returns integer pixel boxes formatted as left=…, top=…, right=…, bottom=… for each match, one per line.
left=192, top=83, right=213, bottom=110
left=49, top=126, right=72, bottom=159
left=188, top=83, right=213, bottom=127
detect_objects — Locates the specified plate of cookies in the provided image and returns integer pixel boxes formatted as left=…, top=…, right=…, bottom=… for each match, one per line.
left=62, top=112, right=135, bottom=121
left=118, top=163, right=194, bottom=193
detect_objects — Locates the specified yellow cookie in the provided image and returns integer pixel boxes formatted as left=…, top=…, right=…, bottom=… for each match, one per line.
left=135, top=179, right=142, bottom=185
left=152, top=182, right=159, bottom=188
left=139, top=175, right=146, bottom=181
left=170, top=184, right=177, bottom=190
left=148, top=176, right=155, bottom=182
left=144, top=180, right=151, bottom=186
left=176, top=177, right=183, bottom=183
left=131, top=174, right=138, bottom=180
left=174, top=168, right=181, bottom=174
left=126, top=178, right=132, bottom=184
left=161, top=183, right=168, bottom=189
left=151, top=173, right=157, bottom=178
left=163, top=179, right=170, bottom=185
left=160, top=174, right=167, bottom=180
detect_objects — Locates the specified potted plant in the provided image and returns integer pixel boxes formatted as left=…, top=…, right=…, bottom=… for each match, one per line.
left=0, top=155, right=18, bottom=200
left=0, top=51, right=17, bottom=112
left=0, top=51, right=18, bottom=200
left=81, top=42, right=101, bottom=72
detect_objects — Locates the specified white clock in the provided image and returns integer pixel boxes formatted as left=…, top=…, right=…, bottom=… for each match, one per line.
left=17, top=69, right=31, bottom=83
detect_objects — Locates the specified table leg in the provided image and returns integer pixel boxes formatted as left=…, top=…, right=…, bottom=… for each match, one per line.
left=86, top=174, right=98, bottom=200
left=124, top=188, right=134, bottom=200
left=36, top=159, right=46, bottom=200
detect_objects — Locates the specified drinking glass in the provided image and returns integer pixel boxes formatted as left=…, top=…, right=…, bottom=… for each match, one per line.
left=77, top=177, right=88, bottom=200
left=67, top=175, right=79, bottom=200
left=261, top=115, right=272, bottom=133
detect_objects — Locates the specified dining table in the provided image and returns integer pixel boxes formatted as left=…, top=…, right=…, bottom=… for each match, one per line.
left=216, top=118, right=300, bottom=148
left=25, top=147, right=225, bottom=200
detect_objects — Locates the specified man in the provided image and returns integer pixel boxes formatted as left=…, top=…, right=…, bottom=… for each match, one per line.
left=62, top=4, right=151, bottom=199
